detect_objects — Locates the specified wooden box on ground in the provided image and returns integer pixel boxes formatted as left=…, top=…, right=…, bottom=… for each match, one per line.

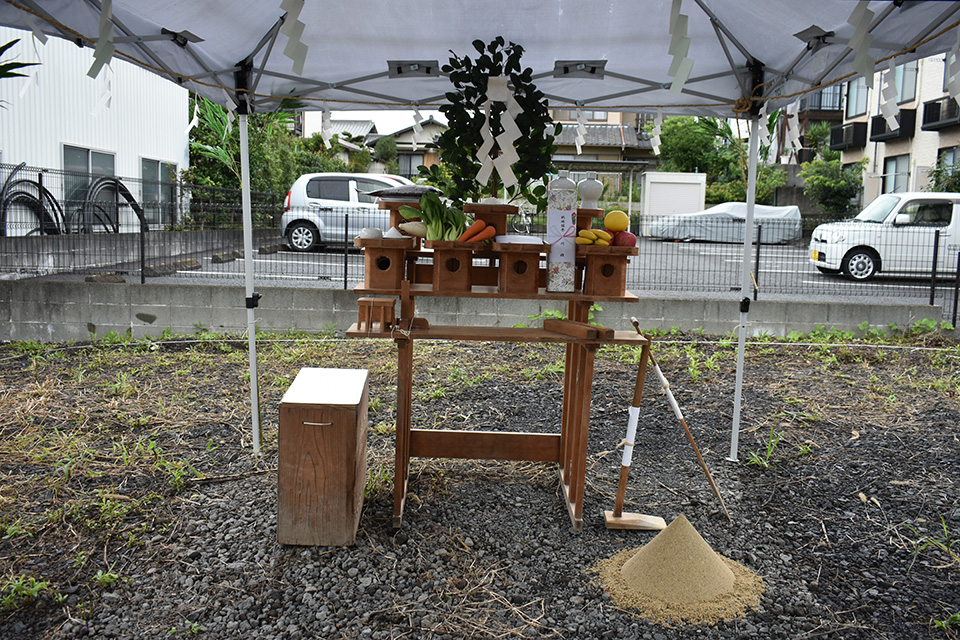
left=278, top=368, right=369, bottom=546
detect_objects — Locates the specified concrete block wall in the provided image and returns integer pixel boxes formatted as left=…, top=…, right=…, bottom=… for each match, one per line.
left=0, top=280, right=947, bottom=343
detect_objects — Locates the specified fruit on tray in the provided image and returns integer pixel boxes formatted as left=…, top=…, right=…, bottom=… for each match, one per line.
left=575, top=229, right=612, bottom=246
left=613, top=230, right=637, bottom=247
left=604, top=210, right=630, bottom=233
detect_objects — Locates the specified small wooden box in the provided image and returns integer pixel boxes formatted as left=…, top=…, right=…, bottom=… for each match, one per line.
left=355, top=237, right=414, bottom=290
left=578, top=244, right=639, bottom=297
left=492, top=241, right=545, bottom=294
left=278, top=368, right=369, bottom=546
left=426, top=240, right=475, bottom=293
left=463, top=203, right=518, bottom=236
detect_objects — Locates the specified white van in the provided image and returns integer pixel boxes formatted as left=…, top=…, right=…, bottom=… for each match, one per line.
left=281, top=172, right=413, bottom=251
left=809, top=192, right=960, bottom=280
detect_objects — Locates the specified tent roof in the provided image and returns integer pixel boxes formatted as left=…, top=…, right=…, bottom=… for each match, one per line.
left=3, top=1, right=959, bottom=117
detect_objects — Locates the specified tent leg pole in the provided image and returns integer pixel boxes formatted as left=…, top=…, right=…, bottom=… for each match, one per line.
left=728, top=116, right=759, bottom=462
left=239, top=113, right=262, bottom=455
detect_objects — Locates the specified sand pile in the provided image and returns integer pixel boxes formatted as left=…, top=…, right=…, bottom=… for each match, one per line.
left=595, top=515, right=764, bottom=626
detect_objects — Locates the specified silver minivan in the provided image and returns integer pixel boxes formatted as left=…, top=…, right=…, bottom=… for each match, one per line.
left=281, top=172, right=413, bottom=251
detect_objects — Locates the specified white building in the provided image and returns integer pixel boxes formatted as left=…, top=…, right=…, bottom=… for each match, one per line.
left=831, top=54, right=959, bottom=201
left=0, top=26, right=188, bottom=227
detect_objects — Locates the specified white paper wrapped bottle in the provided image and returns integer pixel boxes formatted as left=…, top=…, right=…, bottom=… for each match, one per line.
left=577, top=172, right=603, bottom=209
left=546, top=171, right=577, bottom=292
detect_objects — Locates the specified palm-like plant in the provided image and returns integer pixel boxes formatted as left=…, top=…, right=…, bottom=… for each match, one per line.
left=1, top=39, right=39, bottom=108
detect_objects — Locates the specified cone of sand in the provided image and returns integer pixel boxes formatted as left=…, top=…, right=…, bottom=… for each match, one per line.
left=620, top=514, right=734, bottom=603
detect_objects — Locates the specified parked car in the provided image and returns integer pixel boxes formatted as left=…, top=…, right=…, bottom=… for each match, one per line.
left=809, top=192, right=960, bottom=281
left=281, top=173, right=414, bottom=251
left=647, top=202, right=802, bottom=244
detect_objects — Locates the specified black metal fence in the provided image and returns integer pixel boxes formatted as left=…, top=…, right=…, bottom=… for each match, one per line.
left=2, top=174, right=958, bottom=325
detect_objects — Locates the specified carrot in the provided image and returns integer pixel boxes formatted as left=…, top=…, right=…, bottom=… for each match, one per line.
left=457, top=219, right=486, bottom=242
left=469, top=225, right=497, bottom=242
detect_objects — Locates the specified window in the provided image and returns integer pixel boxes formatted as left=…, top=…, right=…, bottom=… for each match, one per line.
left=882, top=154, right=909, bottom=194
left=397, top=153, right=424, bottom=179
left=899, top=200, right=952, bottom=226
left=356, top=178, right=394, bottom=204
left=939, top=147, right=957, bottom=166
left=552, top=109, right=607, bottom=122
left=141, top=159, right=177, bottom=225
left=884, top=60, right=918, bottom=105
left=306, top=177, right=350, bottom=201
left=63, top=145, right=116, bottom=227
left=845, top=77, right=868, bottom=118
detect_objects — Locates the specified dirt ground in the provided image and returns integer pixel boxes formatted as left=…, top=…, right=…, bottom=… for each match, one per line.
left=0, top=326, right=958, bottom=639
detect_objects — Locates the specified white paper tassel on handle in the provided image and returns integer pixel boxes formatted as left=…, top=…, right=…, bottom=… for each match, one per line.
left=620, top=406, right=641, bottom=467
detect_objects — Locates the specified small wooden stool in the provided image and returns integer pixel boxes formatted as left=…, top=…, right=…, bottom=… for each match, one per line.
left=357, top=297, right=396, bottom=335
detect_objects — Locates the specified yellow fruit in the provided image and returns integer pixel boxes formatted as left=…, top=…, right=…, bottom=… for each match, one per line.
left=604, top=210, right=630, bottom=233
left=594, top=238, right=610, bottom=246
left=575, top=237, right=594, bottom=245
left=593, top=229, right=612, bottom=242
left=578, top=229, right=598, bottom=240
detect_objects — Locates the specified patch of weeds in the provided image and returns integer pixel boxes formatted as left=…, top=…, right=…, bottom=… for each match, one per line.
left=104, top=372, right=136, bottom=398
left=447, top=366, right=490, bottom=388
left=746, top=425, right=783, bottom=468
left=91, top=563, right=122, bottom=589
left=364, top=465, right=392, bottom=499
left=514, top=307, right=565, bottom=328
left=1, top=520, right=33, bottom=540
left=902, top=514, right=960, bottom=571
left=1, top=573, right=50, bottom=610
left=933, top=612, right=960, bottom=633
left=371, top=421, right=396, bottom=436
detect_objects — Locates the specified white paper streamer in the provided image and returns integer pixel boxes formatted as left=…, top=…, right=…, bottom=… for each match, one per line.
left=651, top=108, right=663, bottom=155
left=87, top=0, right=114, bottom=79
left=756, top=102, right=771, bottom=150
left=184, top=98, right=199, bottom=135
left=279, top=0, right=309, bottom=76
left=847, top=0, right=875, bottom=89
left=23, top=12, right=48, bottom=44
left=667, top=0, right=694, bottom=95
left=786, top=101, right=801, bottom=156
left=321, top=102, right=332, bottom=148
left=620, top=406, right=640, bottom=467
left=474, top=75, right=522, bottom=190
left=410, top=108, right=423, bottom=151
left=879, top=59, right=900, bottom=131
left=221, top=88, right=237, bottom=135
left=90, top=70, right=112, bottom=117
left=946, top=27, right=960, bottom=106
left=574, top=108, right=587, bottom=155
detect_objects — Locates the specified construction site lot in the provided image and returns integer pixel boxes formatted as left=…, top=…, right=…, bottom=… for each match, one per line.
left=0, top=324, right=958, bottom=640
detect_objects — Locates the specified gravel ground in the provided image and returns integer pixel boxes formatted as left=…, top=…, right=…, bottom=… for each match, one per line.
left=1, top=333, right=959, bottom=639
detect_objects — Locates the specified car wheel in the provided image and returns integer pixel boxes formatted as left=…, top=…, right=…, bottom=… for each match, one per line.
left=841, top=248, right=879, bottom=281
left=288, top=222, right=319, bottom=252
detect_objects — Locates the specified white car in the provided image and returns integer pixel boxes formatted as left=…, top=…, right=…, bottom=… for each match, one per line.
left=281, top=173, right=413, bottom=251
left=809, top=192, right=960, bottom=281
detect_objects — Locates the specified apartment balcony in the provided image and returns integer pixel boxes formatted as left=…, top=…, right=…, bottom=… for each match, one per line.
left=829, top=121, right=867, bottom=151
left=869, top=109, right=917, bottom=142
left=798, top=86, right=843, bottom=121
left=921, top=96, right=960, bottom=131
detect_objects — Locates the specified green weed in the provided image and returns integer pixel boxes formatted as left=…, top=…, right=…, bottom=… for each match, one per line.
left=1, top=573, right=49, bottom=610
left=746, top=425, right=784, bottom=468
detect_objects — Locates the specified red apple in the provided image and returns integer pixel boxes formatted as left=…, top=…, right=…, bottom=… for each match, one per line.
left=613, top=230, right=637, bottom=247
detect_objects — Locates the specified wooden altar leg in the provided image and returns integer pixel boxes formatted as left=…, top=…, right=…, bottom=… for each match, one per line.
left=393, top=335, right=413, bottom=529
left=559, top=301, right=594, bottom=531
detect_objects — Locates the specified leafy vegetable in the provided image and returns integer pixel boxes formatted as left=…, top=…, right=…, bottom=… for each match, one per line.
left=399, top=192, right=466, bottom=242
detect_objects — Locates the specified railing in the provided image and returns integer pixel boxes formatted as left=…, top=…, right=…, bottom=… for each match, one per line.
left=2, top=198, right=958, bottom=325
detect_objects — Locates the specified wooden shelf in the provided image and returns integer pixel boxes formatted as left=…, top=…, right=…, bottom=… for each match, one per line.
left=345, top=322, right=648, bottom=346
left=354, top=282, right=638, bottom=303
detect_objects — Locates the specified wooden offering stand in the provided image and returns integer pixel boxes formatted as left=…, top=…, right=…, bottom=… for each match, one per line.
left=348, top=235, right=647, bottom=532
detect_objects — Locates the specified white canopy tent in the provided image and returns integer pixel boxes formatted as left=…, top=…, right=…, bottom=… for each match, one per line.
left=3, top=0, right=959, bottom=455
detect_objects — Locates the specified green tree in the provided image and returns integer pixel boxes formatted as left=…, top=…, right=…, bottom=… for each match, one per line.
left=655, top=116, right=724, bottom=174
left=926, top=155, right=960, bottom=192
left=798, top=158, right=866, bottom=217
left=374, top=136, right=399, bottom=175
left=1, top=39, right=38, bottom=109
left=803, top=121, right=839, bottom=161
left=187, top=97, right=347, bottom=194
